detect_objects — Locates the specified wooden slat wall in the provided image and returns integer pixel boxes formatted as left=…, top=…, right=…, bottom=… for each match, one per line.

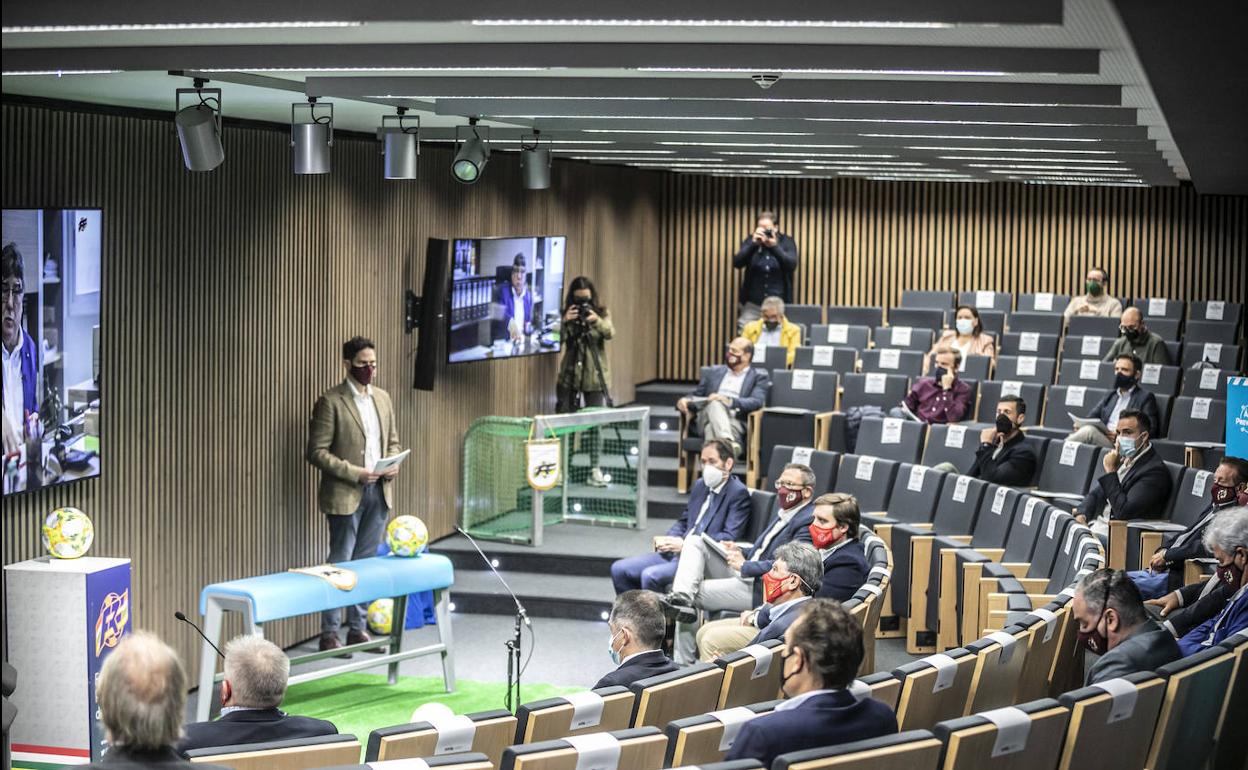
left=657, top=175, right=1247, bottom=378
left=0, top=101, right=660, bottom=675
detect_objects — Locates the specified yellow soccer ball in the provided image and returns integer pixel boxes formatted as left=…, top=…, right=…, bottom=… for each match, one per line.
left=42, top=507, right=95, bottom=559
left=367, top=598, right=394, bottom=635
left=386, top=515, right=428, bottom=557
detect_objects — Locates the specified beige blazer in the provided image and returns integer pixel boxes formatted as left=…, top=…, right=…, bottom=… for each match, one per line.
left=306, top=380, right=402, bottom=516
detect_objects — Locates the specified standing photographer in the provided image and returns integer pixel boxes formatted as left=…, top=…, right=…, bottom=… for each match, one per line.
left=558, top=277, right=614, bottom=487
left=733, top=211, right=799, bottom=330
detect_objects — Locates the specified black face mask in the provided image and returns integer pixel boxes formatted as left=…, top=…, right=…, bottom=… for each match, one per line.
left=996, top=413, right=1016, bottom=436
left=764, top=320, right=780, bottom=331
left=933, top=366, right=948, bottom=383
left=1120, top=326, right=1143, bottom=342
left=1114, top=373, right=1136, bottom=391
left=778, top=649, right=801, bottom=697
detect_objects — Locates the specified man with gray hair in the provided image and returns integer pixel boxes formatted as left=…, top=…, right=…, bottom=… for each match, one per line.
left=1071, top=568, right=1180, bottom=685
left=179, top=636, right=336, bottom=754
left=741, top=296, right=802, bottom=367
left=83, top=632, right=230, bottom=769
left=594, top=590, right=678, bottom=689
left=1177, top=508, right=1248, bottom=654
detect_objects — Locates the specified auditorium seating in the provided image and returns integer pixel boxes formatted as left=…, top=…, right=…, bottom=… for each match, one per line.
left=812, top=324, right=872, bottom=351
left=713, top=639, right=784, bottom=709
left=825, top=306, right=885, bottom=330
left=763, top=445, right=839, bottom=494
left=629, top=664, right=724, bottom=728
left=1140, top=362, right=1182, bottom=396
left=840, top=372, right=909, bottom=412
left=960, top=291, right=1012, bottom=313
left=1185, top=319, right=1239, bottom=345
left=958, top=355, right=993, bottom=381
left=1055, top=673, right=1167, bottom=770
left=993, top=355, right=1057, bottom=386
left=887, top=308, right=945, bottom=332
left=1214, top=632, right=1248, bottom=770
left=975, top=381, right=1044, bottom=426
left=1180, top=340, right=1241, bottom=369
left=1180, top=366, right=1231, bottom=399
left=1006, top=312, right=1065, bottom=336
left=892, top=648, right=978, bottom=730
left=751, top=345, right=787, bottom=374
left=741, top=490, right=777, bottom=546
left=663, top=700, right=779, bottom=768
left=1145, top=646, right=1237, bottom=770
left=322, top=756, right=493, bottom=770
left=785, top=304, right=824, bottom=330
left=499, top=727, right=667, bottom=770
left=854, top=417, right=926, bottom=465
left=793, top=345, right=858, bottom=374
left=1146, top=317, right=1183, bottom=341
left=1042, top=385, right=1112, bottom=432
left=1000, top=331, right=1060, bottom=358
left=960, top=626, right=1030, bottom=713
left=1062, top=334, right=1115, bottom=360
left=1129, top=297, right=1185, bottom=321
left=1016, top=293, right=1071, bottom=315
left=919, top=424, right=979, bottom=473
left=859, top=348, right=925, bottom=377
left=1057, top=359, right=1116, bottom=389
left=1032, top=440, right=1098, bottom=501
left=833, top=454, right=900, bottom=512
left=1065, top=315, right=1121, bottom=338
left=366, top=709, right=517, bottom=765
left=935, top=697, right=1069, bottom=770
left=184, top=734, right=362, bottom=769
left=874, top=325, right=938, bottom=354
left=773, top=730, right=943, bottom=770
left=514, top=687, right=636, bottom=743
left=749, top=369, right=839, bottom=486
left=900, top=291, right=954, bottom=310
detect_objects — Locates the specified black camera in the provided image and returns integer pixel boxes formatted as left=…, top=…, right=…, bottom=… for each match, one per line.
left=572, top=299, right=592, bottom=321
left=763, top=227, right=775, bottom=238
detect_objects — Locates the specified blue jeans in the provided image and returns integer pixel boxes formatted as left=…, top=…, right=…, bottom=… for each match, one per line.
left=611, top=552, right=679, bottom=594
left=1126, top=569, right=1170, bottom=600
left=321, top=484, right=388, bottom=634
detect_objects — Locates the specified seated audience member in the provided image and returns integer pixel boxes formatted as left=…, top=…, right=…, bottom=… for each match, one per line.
left=677, top=337, right=771, bottom=458
left=695, top=541, right=823, bottom=662
left=1128, top=457, right=1248, bottom=598
left=1066, top=354, right=1161, bottom=448
left=1073, top=410, right=1172, bottom=537
left=594, top=590, right=679, bottom=689
left=803, top=493, right=869, bottom=602
left=1177, top=508, right=1248, bottom=655
left=924, top=305, right=996, bottom=374
left=1103, top=307, right=1171, bottom=365
left=84, top=632, right=230, bottom=770
left=965, top=395, right=1039, bottom=486
left=179, top=636, right=337, bottom=754
left=1072, top=569, right=1181, bottom=685
left=1063, top=266, right=1123, bottom=319
left=664, top=464, right=817, bottom=658
left=895, top=346, right=972, bottom=424
left=725, top=599, right=898, bottom=768
left=742, top=296, right=803, bottom=367
left=611, top=439, right=750, bottom=594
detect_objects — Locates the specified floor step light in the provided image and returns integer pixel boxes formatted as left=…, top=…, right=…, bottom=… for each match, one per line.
left=292, top=98, right=333, bottom=175
left=520, top=130, right=551, bottom=190
left=452, top=118, right=490, bottom=184
left=379, top=108, right=420, bottom=180
left=174, top=80, right=224, bottom=171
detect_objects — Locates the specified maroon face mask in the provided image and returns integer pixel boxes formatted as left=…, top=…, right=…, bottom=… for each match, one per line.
left=350, top=364, right=375, bottom=386
left=1077, top=610, right=1109, bottom=655
left=778, top=487, right=805, bottom=510
left=1212, top=482, right=1239, bottom=507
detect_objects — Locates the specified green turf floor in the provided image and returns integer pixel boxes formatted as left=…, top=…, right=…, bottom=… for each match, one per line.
left=282, top=673, right=581, bottom=751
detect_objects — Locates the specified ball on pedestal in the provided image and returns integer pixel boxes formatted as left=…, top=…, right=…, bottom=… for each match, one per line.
left=386, top=515, right=429, bottom=557
left=42, top=507, right=94, bottom=559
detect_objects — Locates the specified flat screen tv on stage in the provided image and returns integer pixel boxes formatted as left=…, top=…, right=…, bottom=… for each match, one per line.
left=2, top=208, right=103, bottom=496
left=446, top=235, right=566, bottom=364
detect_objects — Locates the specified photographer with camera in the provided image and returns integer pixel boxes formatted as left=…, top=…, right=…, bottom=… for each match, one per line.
left=558, top=277, right=615, bottom=486
left=733, top=211, right=799, bottom=330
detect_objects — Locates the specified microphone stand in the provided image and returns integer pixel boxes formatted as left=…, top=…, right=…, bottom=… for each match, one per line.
left=455, top=527, right=529, bottom=712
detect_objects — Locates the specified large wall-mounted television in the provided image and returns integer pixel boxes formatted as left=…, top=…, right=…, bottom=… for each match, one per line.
left=3, top=208, right=103, bottom=496
left=446, top=235, right=566, bottom=364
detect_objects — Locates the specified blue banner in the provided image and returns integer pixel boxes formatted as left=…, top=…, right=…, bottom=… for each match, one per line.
left=85, top=561, right=131, bottom=760
left=1228, top=377, right=1248, bottom=461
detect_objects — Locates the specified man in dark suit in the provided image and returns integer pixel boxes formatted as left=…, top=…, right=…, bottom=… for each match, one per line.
left=725, top=599, right=898, bottom=768
left=733, top=211, right=799, bottom=329
left=968, top=395, right=1039, bottom=487
left=1066, top=354, right=1161, bottom=447
left=677, top=337, right=771, bottom=458
left=179, top=636, right=337, bottom=755
left=1071, top=569, right=1181, bottom=686
left=694, top=541, right=824, bottom=661
left=1129, top=457, right=1248, bottom=598
left=594, top=591, right=678, bottom=689
left=611, top=439, right=751, bottom=594
left=83, top=632, right=231, bottom=769
left=1074, top=410, right=1173, bottom=538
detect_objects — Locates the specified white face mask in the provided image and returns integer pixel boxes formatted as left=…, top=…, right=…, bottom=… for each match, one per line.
left=608, top=630, right=623, bottom=665
left=955, top=318, right=975, bottom=335
left=702, top=463, right=726, bottom=489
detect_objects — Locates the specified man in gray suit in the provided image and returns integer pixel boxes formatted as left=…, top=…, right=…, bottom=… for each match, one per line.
left=676, top=337, right=771, bottom=458
left=1072, top=568, right=1181, bottom=685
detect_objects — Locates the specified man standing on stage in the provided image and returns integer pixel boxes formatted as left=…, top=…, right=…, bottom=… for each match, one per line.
left=306, top=336, right=402, bottom=653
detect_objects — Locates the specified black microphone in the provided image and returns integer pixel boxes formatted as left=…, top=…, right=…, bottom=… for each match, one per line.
left=175, top=610, right=225, bottom=658
left=455, top=527, right=531, bottom=627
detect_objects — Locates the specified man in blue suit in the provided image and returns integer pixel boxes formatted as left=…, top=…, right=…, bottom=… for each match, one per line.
left=611, top=439, right=751, bottom=594
left=1066, top=354, right=1162, bottom=447
left=725, top=599, right=898, bottom=767
left=677, top=337, right=771, bottom=457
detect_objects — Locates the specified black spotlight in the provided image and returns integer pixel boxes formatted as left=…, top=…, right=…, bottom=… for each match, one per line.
left=174, top=80, right=224, bottom=172
left=452, top=118, right=490, bottom=184
left=520, top=130, right=551, bottom=190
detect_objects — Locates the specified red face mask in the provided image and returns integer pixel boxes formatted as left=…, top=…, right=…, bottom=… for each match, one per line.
left=809, top=522, right=843, bottom=550
left=778, top=488, right=805, bottom=510
left=762, top=572, right=793, bottom=604
left=350, top=364, right=375, bottom=386
left=1077, top=610, right=1110, bottom=655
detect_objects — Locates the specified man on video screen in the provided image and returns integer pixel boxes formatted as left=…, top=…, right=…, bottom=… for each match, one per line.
left=2, top=242, right=38, bottom=458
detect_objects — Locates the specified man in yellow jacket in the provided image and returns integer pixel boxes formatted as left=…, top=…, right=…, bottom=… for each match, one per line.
left=742, top=296, right=802, bottom=367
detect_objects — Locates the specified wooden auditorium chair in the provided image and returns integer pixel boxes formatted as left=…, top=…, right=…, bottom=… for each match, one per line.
left=498, top=727, right=668, bottom=770
left=747, top=369, right=839, bottom=487
left=514, top=687, right=636, bottom=743
left=849, top=671, right=904, bottom=712
left=932, top=698, right=1070, bottom=770
left=629, top=663, right=724, bottom=728
left=1055, top=672, right=1167, bottom=770
left=890, top=648, right=978, bottom=731
left=772, top=730, right=943, bottom=770
left=1213, top=631, right=1248, bottom=770
left=185, top=734, right=362, bottom=769
left=961, top=625, right=1030, bottom=714
left=1145, top=646, right=1237, bottom=770
left=366, top=708, right=518, bottom=766
left=663, top=699, right=780, bottom=767
left=322, top=756, right=493, bottom=770
left=713, top=639, right=784, bottom=709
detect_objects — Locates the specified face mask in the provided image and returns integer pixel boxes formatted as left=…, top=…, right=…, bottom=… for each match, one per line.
left=725, top=352, right=742, bottom=367
left=762, top=572, right=793, bottom=604
left=1086, top=280, right=1103, bottom=296
left=350, top=364, right=375, bottom=386
left=778, top=487, right=806, bottom=510
left=702, top=464, right=726, bottom=489
left=779, top=649, right=801, bottom=697
left=995, top=413, right=1016, bottom=436
left=1114, top=373, right=1136, bottom=391
left=764, top=320, right=780, bottom=331
left=1117, top=435, right=1138, bottom=458
left=1212, top=482, right=1238, bottom=507
left=608, top=630, right=623, bottom=666
left=1120, top=326, right=1142, bottom=342
left=810, top=522, right=843, bottom=549
left=955, top=319, right=975, bottom=335
left=932, top=366, right=949, bottom=383
left=1215, top=553, right=1244, bottom=588
left=1077, top=610, right=1110, bottom=655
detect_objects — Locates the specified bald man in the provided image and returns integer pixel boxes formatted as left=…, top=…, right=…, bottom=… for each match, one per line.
left=1104, top=307, right=1170, bottom=366
left=677, top=337, right=772, bottom=458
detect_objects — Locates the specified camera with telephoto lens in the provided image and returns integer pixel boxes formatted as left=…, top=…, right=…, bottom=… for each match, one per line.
left=763, top=228, right=775, bottom=238
left=573, top=298, right=592, bottom=322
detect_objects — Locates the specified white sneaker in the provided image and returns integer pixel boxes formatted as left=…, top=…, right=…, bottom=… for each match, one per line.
left=587, top=467, right=611, bottom=487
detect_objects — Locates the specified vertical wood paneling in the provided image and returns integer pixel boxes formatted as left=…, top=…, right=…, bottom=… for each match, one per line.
left=657, top=176, right=1247, bottom=379
left=1, top=101, right=661, bottom=677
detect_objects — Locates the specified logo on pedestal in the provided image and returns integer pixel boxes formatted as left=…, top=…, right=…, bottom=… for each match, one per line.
left=94, top=590, right=129, bottom=656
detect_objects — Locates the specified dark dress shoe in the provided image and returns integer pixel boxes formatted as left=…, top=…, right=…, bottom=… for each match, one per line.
left=659, top=593, right=698, bottom=624
left=319, top=633, right=352, bottom=658
left=346, top=629, right=374, bottom=647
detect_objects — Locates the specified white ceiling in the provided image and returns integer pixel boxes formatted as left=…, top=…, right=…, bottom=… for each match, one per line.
left=1, top=0, right=1185, bottom=186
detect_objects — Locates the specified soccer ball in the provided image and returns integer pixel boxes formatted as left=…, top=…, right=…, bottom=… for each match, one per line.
left=367, top=598, right=394, bottom=635
left=386, top=515, right=428, bottom=557
left=42, top=507, right=94, bottom=559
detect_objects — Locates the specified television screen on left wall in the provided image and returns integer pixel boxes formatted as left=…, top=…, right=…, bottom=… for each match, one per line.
left=3, top=208, right=102, bottom=496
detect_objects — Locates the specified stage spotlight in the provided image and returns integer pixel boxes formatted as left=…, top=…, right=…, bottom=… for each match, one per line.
left=291, top=98, right=333, bottom=175
left=520, top=130, right=551, bottom=190
left=452, top=119, right=490, bottom=184
left=379, top=108, right=420, bottom=180
left=174, top=81, right=224, bottom=172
